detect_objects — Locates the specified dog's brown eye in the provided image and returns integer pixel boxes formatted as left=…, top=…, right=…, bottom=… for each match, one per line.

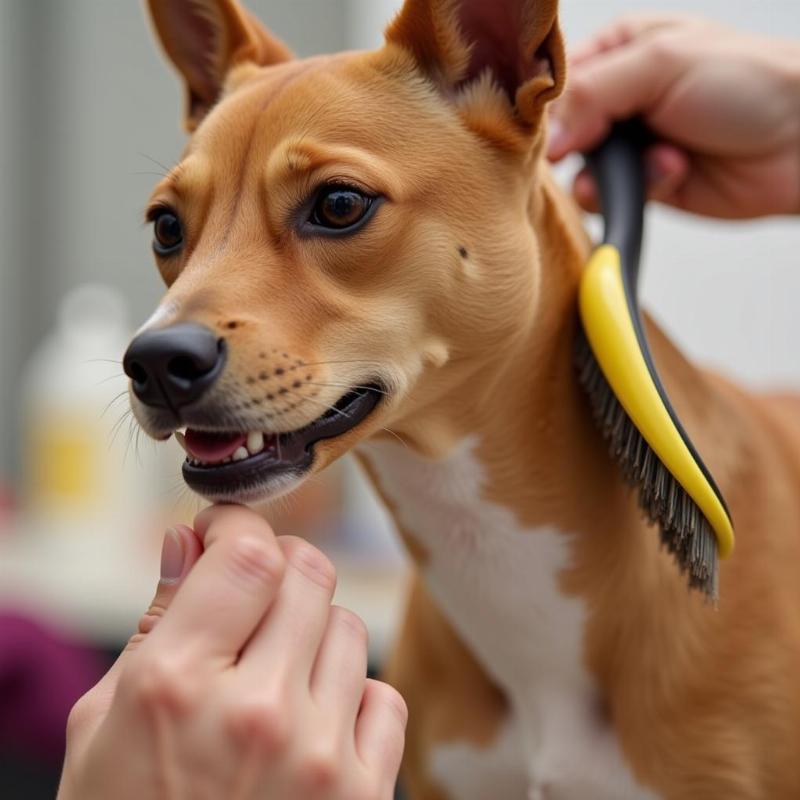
left=152, top=210, right=183, bottom=255
left=311, top=187, right=373, bottom=230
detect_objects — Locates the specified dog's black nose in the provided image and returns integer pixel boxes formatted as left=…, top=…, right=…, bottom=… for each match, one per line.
left=123, top=323, right=226, bottom=410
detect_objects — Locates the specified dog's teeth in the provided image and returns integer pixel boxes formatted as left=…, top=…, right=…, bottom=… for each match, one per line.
left=174, top=431, right=189, bottom=455
left=223, top=456, right=232, bottom=464
left=246, top=431, right=264, bottom=455
left=232, top=446, right=249, bottom=462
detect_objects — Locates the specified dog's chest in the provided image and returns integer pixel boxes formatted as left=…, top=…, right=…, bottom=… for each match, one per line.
left=360, top=437, right=658, bottom=800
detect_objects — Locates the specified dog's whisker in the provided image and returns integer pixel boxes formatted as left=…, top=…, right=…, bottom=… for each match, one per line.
left=95, top=373, right=127, bottom=387
left=296, top=359, right=386, bottom=368
left=132, top=171, right=173, bottom=178
left=306, top=382, right=390, bottom=397
left=286, top=389, right=350, bottom=419
left=100, top=390, right=130, bottom=419
left=282, top=388, right=353, bottom=421
left=123, top=417, right=138, bottom=467
left=381, top=427, right=409, bottom=449
left=134, top=425, right=144, bottom=468
left=108, top=409, right=133, bottom=450
left=137, top=151, right=173, bottom=176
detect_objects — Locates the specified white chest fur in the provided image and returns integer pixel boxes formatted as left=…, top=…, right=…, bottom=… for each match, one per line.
left=360, top=436, right=658, bottom=800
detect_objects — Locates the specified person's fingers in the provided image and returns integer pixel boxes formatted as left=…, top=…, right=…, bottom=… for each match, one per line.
left=644, top=143, right=691, bottom=203
left=355, top=679, right=407, bottom=791
left=548, top=38, right=678, bottom=161
left=238, top=536, right=337, bottom=682
left=569, top=13, right=684, bottom=67
left=83, top=524, right=203, bottom=702
left=572, top=169, right=599, bottom=212
left=310, top=606, right=369, bottom=728
left=143, top=505, right=286, bottom=665
left=135, top=524, right=205, bottom=639
left=571, top=143, right=690, bottom=212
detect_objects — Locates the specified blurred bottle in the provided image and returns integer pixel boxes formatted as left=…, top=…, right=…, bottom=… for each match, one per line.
left=20, top=284, right=148, bottom=533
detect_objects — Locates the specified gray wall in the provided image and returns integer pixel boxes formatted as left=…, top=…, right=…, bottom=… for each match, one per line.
left=0, top=1, right=28, bottom=477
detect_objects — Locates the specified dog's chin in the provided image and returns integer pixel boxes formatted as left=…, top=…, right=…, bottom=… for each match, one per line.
left=191, top=469, right=309, bottom=506
left=171, top=384, right=384, bottom=504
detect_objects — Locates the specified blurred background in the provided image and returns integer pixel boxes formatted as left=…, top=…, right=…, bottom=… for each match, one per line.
left=0, top=0, right=797, bottom=796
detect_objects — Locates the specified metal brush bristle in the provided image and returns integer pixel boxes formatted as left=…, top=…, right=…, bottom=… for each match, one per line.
left=576, top=335, right=719, bottom=600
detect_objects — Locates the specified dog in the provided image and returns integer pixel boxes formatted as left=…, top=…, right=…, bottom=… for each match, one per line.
left=125, top=1, right=800, bottom=797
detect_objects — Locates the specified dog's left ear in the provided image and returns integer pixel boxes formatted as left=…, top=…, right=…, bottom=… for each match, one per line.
left=146, top=0, right=293, bottom=131
left=386, top=0, right=564, bottom=132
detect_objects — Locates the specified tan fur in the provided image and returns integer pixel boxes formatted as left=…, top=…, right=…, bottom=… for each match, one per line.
left=139, top=2, right=800, bottom=797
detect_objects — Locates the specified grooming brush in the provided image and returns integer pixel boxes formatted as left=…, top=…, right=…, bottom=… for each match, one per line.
left=575, top=121, right=734, bottom=599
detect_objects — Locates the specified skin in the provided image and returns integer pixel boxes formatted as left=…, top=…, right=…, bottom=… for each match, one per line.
left=548, top=13, right=800, bottom=219
left=58, top=506, right=407, bottom=800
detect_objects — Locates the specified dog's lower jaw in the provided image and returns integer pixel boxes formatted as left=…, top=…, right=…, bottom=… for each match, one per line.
left=187, top=469, right=308, bottom=505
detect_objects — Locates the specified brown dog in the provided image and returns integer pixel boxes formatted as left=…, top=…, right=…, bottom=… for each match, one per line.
left=125, top=1, right=800, bottom=797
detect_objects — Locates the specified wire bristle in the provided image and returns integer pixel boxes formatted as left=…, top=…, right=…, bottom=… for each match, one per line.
left=576, top=335, right=719, bottom=600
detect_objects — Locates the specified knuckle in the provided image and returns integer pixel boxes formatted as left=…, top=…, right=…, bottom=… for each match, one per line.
left=282, top=536, right=336, bottom=590
left=614, top=17, right=640, bottom=44
left=136, top=602, right=168, bottom=636
left=298, top=747, right=341, bottom=791
left=372, top=681, right=408, bottom=727
left=66, top=693, right=96, bottom=739
left=226, top=535, right=285, bottom=588
left=565, top=74, right=593, bottom=107
left=646, top=30, right=682, bottom=65
left=124, top=631, right=148, bottom=653
left=225, top=697, right=290, bottom=756
left=331, top=606, right=368, bottom=643
left=123, top=652, right=195, bottom=713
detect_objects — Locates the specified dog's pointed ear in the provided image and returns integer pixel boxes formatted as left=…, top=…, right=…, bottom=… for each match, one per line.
left=146, top=0, right=292, bottom=131
left=386, top=0, right=564, bottom=131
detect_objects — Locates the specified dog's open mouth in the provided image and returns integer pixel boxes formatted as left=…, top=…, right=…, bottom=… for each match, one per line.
left=175, top=385, right=383, bottom=500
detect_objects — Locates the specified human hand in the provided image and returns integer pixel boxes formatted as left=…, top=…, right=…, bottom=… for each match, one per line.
left=548, top=14, right=800, bottom=219
left=58, top=506, right=406, bottom=800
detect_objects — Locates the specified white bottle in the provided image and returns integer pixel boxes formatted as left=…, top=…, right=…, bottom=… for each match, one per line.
left=21, top=284, right=149, bottom=534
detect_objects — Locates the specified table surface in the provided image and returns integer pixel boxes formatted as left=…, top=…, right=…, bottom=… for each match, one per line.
left=0, top=516, right=410, bottom=662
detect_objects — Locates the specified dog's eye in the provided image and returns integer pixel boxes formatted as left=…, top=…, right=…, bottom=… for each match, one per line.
left=152, top=210, right=183, bottom=255
left=310, top=186, right=373, bottom=231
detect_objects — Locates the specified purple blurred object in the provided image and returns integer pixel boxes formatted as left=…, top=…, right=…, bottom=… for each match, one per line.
left=0, top=612, right=105, bottom=764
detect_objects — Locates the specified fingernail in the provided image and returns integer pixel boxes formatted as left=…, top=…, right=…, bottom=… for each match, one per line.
left=160, top=527, right=185, bottom=584
left=547, top=118, right=569, bottom=159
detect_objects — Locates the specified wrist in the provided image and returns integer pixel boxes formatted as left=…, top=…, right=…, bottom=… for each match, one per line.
left=771, top=40, right=800, bottom=215
left=790, top=50, right=800, bottom=215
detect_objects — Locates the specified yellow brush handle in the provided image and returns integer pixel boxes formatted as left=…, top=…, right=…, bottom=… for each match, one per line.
left=579, top=244, right=735, bottom=559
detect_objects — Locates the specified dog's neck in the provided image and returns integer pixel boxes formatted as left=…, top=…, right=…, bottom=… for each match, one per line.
left=370, top=160, right=725, bottom=619
left=383, top=162, right=623, bottom=523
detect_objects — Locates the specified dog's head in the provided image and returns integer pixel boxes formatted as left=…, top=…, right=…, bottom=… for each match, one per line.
left=125, top=0, right=566, bottom=503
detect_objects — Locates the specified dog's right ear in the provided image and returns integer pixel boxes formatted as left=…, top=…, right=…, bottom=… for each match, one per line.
left=386, top=0, right=564, bottom=139
left=146, top=0, right=292, bottom=131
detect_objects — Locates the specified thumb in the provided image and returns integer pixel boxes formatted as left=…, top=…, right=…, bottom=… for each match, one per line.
left=89, top=524, right=204, bottom=701
left=63, top=525, right=204, bottom=758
